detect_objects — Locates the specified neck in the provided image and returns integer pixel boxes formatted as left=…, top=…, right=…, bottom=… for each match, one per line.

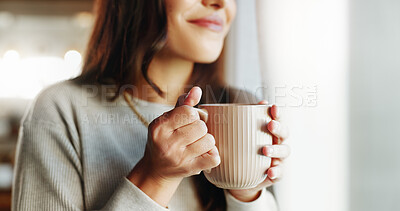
left=134, top=50, right=194, bottom=105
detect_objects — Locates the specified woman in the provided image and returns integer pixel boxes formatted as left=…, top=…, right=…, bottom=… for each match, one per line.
left=12, top=0, right=290, bottom=210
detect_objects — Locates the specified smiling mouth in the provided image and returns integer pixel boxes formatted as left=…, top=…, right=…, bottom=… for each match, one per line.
left=188, top=15, right=224, bottom=32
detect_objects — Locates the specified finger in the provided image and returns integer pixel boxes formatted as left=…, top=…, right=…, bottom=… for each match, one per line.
left=258, top=100, right=269, bottom=105
left=172, top=119, right=208, bottom=145
left=185, top=133, right=215, bottom=157
left=271, top=158, right=282, bottom=167
left=262, top=145, right=291, bottom=158
left=267, top=166, right=282, bottom=180
left=175, top=86, right=202, bottom=107
left=191, top=147, right=221, bottom=172
left=257, top=101, right=273, bottom=121
left=175, top=93, right=187, bottom=107
left=270, top=105, right=280, bottom=121
left=195, top=108, right=208, bottom=122
left=164, top=105, right=200, bottom=129
left=258, top=178, right=274, bottom=188
left=267, top=120, right=290, bottom=141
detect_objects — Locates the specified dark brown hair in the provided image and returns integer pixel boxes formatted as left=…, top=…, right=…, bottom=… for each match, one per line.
left=77, top=0, right=230, bottom=210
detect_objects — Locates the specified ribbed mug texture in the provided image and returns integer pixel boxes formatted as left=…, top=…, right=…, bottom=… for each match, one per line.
left=199, top=104, right=272, bottom=189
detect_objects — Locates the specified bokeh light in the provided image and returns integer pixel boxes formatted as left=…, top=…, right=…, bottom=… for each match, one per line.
left=3, top=50, right=20, bottom=62
left=64, top=50, right=82, bottom=67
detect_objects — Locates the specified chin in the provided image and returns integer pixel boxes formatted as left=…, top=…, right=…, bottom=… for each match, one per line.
left=194, top=54, right=221, bottom=64
left=167, top=38, right=225, bottom=63
left=189, top=45, right=224, bottom=64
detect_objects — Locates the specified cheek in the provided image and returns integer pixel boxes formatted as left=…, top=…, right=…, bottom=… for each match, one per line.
left=163, top=0, right=233, bottom=63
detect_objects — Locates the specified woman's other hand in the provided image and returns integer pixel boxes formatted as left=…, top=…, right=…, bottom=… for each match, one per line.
left=228, top=101, right=291, bottom=202
left=127, top=87, right=219, bottom=207
left=143, top=86, right=219, bottom=180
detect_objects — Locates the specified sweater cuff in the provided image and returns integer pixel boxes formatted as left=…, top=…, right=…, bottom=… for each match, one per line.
left=224, top=188, right=278, bottom=211
left=103, top=177, right=169, bottom=211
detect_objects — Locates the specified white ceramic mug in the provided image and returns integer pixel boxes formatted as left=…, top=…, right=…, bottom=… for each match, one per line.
left=199, top=104, right=272, bottom=189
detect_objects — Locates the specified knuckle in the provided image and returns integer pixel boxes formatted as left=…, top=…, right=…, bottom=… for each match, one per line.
left=202, top=147, right=220, bottom=167
left=157, top=112, right=169, bottom=124
left=150, top=123, right=170, bottom=141
left=205, top=133, right=215, bottom=145
left=211, top=156, right=221, bottom=167
left=195, top=120, right=208, bottom=134
left=148, top=118, right=158, bottom=130
left=181, top=105, right=199, bottom=121
left=173, top=127, right=186, bottom=138
left=149, top=121, right=161, bottom=138
left=151, top=112, right=170, bottom=128
left=162, top=111, right=171, bottom=118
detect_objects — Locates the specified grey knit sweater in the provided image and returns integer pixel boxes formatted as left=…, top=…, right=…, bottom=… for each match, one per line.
left=12, top=79, right=277, bottom=211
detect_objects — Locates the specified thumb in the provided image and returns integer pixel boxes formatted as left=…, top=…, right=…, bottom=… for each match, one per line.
left=175, top=86, right=202, bottom=107
left=175, top=86, right=208, bottom=122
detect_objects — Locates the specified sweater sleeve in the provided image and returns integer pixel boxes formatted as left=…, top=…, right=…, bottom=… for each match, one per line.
left=224, top=188, right=278, bottom=211
left=12, top=120, right=168, bottom=211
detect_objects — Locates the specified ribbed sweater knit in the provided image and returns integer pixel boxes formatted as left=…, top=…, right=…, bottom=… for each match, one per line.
left=12, top=79, right=278, bottom=211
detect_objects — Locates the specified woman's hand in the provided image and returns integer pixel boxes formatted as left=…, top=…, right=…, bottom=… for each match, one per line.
left=127, top=87, right=220, bottom=207
left=228, top=101, right=291, bottom=202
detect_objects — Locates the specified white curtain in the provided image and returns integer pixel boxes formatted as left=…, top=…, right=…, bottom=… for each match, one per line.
left=255, top=1, right=349, bottom=211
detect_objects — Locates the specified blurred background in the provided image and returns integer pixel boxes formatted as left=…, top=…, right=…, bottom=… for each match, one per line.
left=0, top=0, right=399, bottom=211
left=0, top=0, right=93, bottom=210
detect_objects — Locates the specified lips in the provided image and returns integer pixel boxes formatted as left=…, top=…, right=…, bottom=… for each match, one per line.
left=188, top=14, right=224, bottom=32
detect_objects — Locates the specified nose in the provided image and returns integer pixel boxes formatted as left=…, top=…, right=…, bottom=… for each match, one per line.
left=202, top=0, right=226, bottom=9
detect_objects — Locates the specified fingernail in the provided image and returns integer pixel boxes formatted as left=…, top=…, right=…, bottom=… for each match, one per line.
left=270, top=173, right=277, bottom=180
left=184, top=91, right=190, bottom=100
left=267, top=147, right=274, bottom=156
left=272, top=120, right=280, bottom=133
left=275, top=106, right=279, bottom=117
left=269, top=168, right=280, bottom=179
